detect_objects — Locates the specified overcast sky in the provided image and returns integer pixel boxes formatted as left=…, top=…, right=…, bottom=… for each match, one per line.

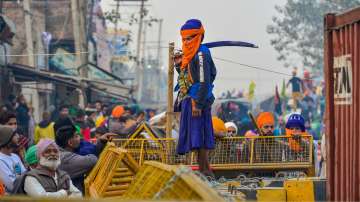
left=101, top=0, right=296, bottom=100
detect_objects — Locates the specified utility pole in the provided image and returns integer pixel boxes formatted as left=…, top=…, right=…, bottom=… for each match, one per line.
left=157, top=19, right=163, bottom=66
left=166, top=42, right=175, bottom=138
left=141, top=20, right=147, bottom=64
left=114, top=0, right=120, bottom=32
left=24, top=0, right=35, bottom=67
left=155, top=19, right=163, bottom=102
left=71, top=0, right=88, bottom=107
left=135, top=0, right=145, bottom=102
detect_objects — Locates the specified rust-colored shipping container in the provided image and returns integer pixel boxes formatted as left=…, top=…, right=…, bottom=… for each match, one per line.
left=324, top=6, right=360, bottom=201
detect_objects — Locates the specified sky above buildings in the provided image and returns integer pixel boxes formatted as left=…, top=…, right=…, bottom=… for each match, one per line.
left=102, top=0, right=297, bottom=100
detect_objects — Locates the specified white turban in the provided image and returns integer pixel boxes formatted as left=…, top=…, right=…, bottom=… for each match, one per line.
left=225, top=122, right=238, bottom=134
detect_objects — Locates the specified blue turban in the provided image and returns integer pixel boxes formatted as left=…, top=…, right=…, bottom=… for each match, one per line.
left=181, top=19, right=203, bottom=30
left=286, top=114, right=305, bottom=132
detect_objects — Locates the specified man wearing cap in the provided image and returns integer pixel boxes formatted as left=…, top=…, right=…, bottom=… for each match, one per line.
left=0, top=111, right=29, bottom=164
left=175, top=19, right=217, bottom=176
left=55, top=119, right=112, bottom=193
left=23, top=139, right=81, bottom=197
left=0, top=125, right=26, bottom=193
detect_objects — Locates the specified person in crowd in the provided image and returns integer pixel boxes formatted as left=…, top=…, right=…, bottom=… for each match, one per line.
left=108, top=105, right=140, bottom=137
left=305, top=120, right=318, bottom=139
left=108, top=105, right=124, bottom=135
left=147, top=109, right=156, bottom=120
left=34, top=112, right=55, bottom=144
left=55, top=120, right=112, bottom=193
left=0, top=126, right=26, bottom=193
left=285, top=113, right=310, bottom=160
left=58, top=105, right=70, bottom=119
left=95, top=100, right=103, bottom=119
left=320, top=133, right=326, bottom=178
left=245, top=112, right=275, bottom=138
left=0, top=104, right=7, bottom=114
left=0, top=111, right=17, bottom=130
left=55, top=117, right=106, bottom=156
left=22, top=139, right=82, bottom=197
left=273, top=116, right=286, bottom=136
left=256, top=112, right=275, bottom=136
left=85, top=108, right=97, bottom=138
left=212, top=117, right=227, bottom=138
left=0, top=111, right=29, bottom=163
left=15, top=95, right=30, bottom=137
left=74, top=109, right=91, bottom=141
left=27, top=106, right=36, bottom=146
left=225, top=122, right=238, bottom=137
left=24, top=145, right=38, bottom=170
left=303, top=70, right=313, bottom=92
left=94, top=126, right=109, bottom=139
left=95, top=104, right=110, bottom=129
left=175, top=19, right=217, bottom=177
left=101, top=104, right=109, bottom=119
left=4, top=94, right=17, bottom=113
left=244, top=129, right=258, bottom=138
left=287, top=69, right=304, bottom=109
left=253, top=112, right=280, bottom=162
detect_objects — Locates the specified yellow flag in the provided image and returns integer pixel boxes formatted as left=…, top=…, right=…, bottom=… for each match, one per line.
left=248, top=81, right=256, bottom=101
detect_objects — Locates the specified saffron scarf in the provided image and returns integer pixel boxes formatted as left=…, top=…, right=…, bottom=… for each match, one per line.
left=180, top=20, right=205, bottom=70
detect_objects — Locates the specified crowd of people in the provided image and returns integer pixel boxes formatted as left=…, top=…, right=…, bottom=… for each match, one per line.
left=210, top=68, right=326, bottom=177
left=0, top=96, right=160, bottom=197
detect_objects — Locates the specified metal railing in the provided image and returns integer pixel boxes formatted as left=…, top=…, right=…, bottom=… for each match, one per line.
left=112, top=135, right=313, bottom=170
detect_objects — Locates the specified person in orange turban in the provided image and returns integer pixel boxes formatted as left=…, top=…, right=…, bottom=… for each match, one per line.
left=212, top=117, right=226, bottom=138
left=256, top=112, right=275, bottom=136
left=111, top=105, right=124, bottom=118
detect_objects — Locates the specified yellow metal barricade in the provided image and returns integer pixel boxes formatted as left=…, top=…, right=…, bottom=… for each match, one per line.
left=84, top=143, right=115, bottom=197
left=85, top=146, right=139, bottom=198
left=112, top=135, right=313, bottom=173
left=123, top=161, right=225, bottom=201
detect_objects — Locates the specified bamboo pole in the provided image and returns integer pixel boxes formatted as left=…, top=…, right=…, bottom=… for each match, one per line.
left=166, top=42, right=175, bottom=138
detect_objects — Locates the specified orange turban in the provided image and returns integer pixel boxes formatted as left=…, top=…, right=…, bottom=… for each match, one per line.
left=256, top=112, right=275, bottom=128
left=212, top=116, right=226, bottom=134
left=112, top=105, right=124, bottom=118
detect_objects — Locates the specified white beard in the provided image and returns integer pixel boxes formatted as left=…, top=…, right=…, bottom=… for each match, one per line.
left=39, top=156, right=61, bottom=171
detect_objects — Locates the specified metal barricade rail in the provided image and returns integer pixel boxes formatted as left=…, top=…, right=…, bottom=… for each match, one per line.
left=112, top=135, right=313, bottom=171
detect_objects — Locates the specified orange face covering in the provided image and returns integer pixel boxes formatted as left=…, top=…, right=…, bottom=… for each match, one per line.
left=285, top=129, right=309, bottom=152
left=180, top=26, right=205, bottom=69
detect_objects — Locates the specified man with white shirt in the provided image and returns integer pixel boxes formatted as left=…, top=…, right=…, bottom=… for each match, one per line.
left=23, top=138, right=81, bottom=198
left=0, top=125, right=26, bottom=193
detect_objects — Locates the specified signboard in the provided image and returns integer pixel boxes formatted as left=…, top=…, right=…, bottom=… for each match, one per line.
left=107, top=29, right=130, bottom=63
left=334, top=54, right=352, bottom=105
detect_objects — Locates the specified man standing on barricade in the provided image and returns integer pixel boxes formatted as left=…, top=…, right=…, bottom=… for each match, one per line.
left=175, top=19, right=217, bottom=177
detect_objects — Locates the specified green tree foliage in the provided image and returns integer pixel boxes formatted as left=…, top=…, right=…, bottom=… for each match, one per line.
left=267, top=0, right=360, bottom=73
